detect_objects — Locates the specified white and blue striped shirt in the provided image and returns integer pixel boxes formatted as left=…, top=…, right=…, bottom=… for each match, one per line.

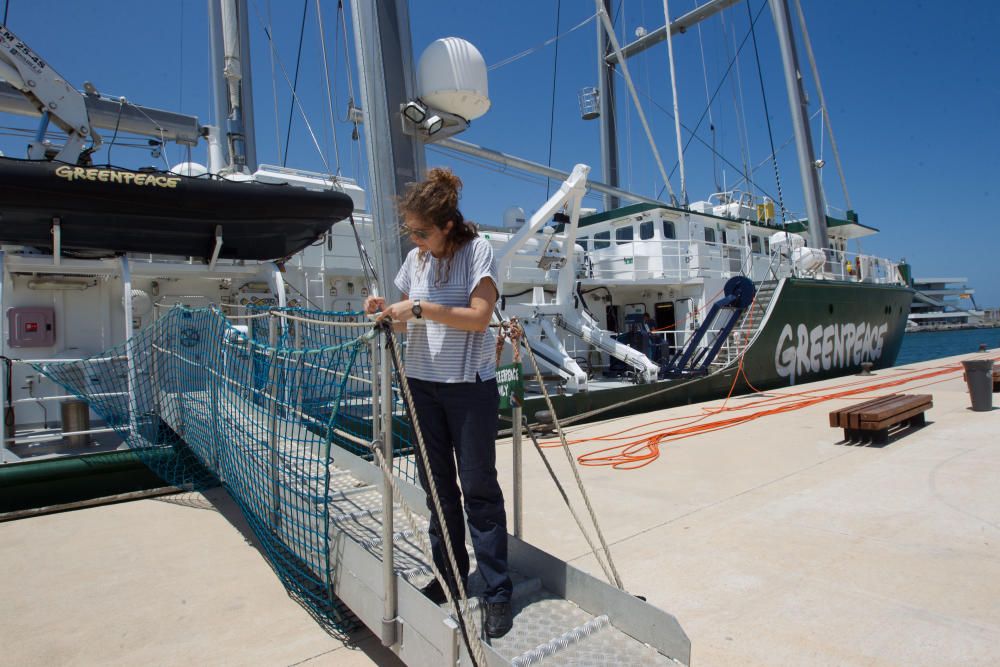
left=394, top=236, right=499, bottom=383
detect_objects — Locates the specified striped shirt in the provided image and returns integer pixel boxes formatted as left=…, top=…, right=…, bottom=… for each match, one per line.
left=394, top=236, right=498, bottom=383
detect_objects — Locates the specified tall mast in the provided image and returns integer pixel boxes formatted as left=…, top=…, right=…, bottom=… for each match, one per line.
left=596, top=0, right=620, bottom=210
left=769, top=0, right=828, bottom=249
left=351, top=0, right=426, bottom=296
left=208, top=0, right=257, bottom=172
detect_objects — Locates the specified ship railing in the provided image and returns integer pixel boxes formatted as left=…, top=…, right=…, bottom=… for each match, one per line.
left=766, top=248, right=904, bottom=285
left=0, top=355, right=131, bottom=457
left=580, top=238, right=754, bottom=282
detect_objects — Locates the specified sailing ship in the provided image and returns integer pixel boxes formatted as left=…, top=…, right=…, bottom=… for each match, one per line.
left=0, top=2, right=916, bottom=664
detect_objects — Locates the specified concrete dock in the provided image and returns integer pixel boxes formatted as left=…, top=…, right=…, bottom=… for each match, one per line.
left=2, top=350, right=997, bottom=666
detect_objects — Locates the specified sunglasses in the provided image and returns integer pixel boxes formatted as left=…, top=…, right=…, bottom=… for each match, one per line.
left=401, top=224, right=432, bottom=240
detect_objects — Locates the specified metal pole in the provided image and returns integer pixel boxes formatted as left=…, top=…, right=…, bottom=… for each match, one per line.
left=595, top=0, right=619, bottom=210
left=267, top=315, right=281, bottom=527
left=207, top=0, right=232, bottom=168
left=662, top=0, right=687, bottom=205
left=349, top=0, right=425, bottom=300
left=437, top=137, right=667, bottom=208
left=511, top=402, right=523, bottom=539
left=0, top=250, right=6, bottom=464
left=120, top=257, right=139, bottom=441
left=377, top=330, right=397, bottom=646
left=769, top=0, right=829, bottom=250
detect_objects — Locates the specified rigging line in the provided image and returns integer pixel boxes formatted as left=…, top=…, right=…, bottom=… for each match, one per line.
left=282, top=0, right=310, bottom=167
left=315, top=0, right=342, bottom=175
left=746, top=0, right=788, bottom=224
left=251, top=1, right=332, bottom=173
left=337, top=0, right=357, bottom=120
left=793, top=0, right=852, bottom=211
left=695, top=14, right=721, bottom=192
left=623, top=67, right=780, bottom=205
left=104, top=98, right=125, bottom=166
left=729, top=108, right=821, bottom=190
left=545, top=0, right=562, bottom=198
left=724, top=6, right=755, bottom=199
left=488, top=12, right=596, bottom=71
left=266, top=0, right=283, bottom=161
left=653, top=0, right=769, bottom=198
left=597, top=2, right=677, bottom=203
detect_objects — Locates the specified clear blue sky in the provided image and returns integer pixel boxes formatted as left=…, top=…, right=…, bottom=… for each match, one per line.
left=2, top=1, right=997, bottom=305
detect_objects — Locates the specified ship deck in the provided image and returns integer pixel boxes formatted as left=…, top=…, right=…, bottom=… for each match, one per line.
left=2, top=348, right=998, bottom=666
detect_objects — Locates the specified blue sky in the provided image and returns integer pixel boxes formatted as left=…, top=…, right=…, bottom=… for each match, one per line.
left=2, top=1, right=997, bottom=305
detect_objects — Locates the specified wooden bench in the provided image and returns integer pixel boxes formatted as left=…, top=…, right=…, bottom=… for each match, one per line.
left=829, top=394, right=932, bottom=445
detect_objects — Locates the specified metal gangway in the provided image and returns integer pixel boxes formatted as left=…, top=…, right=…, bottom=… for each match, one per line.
left=35, top=305, right=691, bottom=667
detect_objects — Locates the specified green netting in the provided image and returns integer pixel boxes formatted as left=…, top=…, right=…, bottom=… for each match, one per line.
left=32, top=305, right=386, bottom=629
left=248, top=306, right=419, bottom=485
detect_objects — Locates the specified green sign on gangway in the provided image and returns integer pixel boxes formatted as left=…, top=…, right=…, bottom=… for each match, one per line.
left=496, top=363, right=523, bottom=410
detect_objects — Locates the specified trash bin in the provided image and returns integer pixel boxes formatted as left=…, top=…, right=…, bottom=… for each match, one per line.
left=961, top=359, right=994, bottom=412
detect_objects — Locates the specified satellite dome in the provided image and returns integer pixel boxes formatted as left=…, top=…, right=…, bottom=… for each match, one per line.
left=417, top=37, right=490, bottom=121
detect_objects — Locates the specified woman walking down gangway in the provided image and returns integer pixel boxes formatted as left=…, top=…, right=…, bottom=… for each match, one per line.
left=364, top=168, right=514, bottom=639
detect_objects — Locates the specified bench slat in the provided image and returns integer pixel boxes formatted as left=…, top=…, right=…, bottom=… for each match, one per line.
left=829, top=395, right=899, bottom=428
left=849, top=396, right=906, bottom=430
left=857, top=395, right=932, bottom=423
left=860, top=400, right=933, bottom=431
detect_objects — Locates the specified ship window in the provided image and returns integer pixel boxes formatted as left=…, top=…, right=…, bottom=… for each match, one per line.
left=578, top=236, right=589, bottom=251
left=615, top=226, right=634, bottom=243
left=763, top=238, right=770, bottom=254
left=594, top=230, right=610, bottom=249
left=721, top=230, right=728, bottom=245
left=662, top=221, right=676, bottom=239
left=639, top=221, right=654, bottom=240
left=704, top=228, right=717, bottom=244
left=751, top=235, right=762, bottom=253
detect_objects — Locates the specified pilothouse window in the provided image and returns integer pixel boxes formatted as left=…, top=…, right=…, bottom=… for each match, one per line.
left=578, top=236, right=589, bottom=251
left=704, top=228, right=716, bottom=244
left=594, top=230, right=610, bottom=249
left=639, top=221, right=654, bottom=240
left=751, top=235, right=761, bottom=253
left=662, top=221, right=676, bottom=239
left=615, top=226, right=634, bottom=243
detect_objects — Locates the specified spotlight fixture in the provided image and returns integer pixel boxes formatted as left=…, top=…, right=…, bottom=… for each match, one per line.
left=402, top=99, right=427, bottom=124
left=423, top=114, right=444, bottom=136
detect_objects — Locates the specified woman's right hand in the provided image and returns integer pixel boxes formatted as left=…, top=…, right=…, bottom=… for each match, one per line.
left=363, top=295, right=386, bottom=315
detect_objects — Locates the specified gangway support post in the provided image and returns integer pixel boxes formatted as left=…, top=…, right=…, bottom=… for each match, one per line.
left=377, top=328, right=398, bottom=646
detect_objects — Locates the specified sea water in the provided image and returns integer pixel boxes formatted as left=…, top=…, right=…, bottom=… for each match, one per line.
left=895, top=328, right=1000, bottom=366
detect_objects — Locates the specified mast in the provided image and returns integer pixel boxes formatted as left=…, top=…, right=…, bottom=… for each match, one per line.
left=208, top=0, right=257, bottom=172
left=350, top=0, right=425, bottom=297
left=596, top=0, right=620, bottom=210
left=769, top=0, right=828, bottom=249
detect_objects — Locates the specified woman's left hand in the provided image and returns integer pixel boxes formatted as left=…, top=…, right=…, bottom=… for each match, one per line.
left=375, top=299, right=416, bottom=324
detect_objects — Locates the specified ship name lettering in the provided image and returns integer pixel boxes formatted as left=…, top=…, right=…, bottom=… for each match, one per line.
left=55, top=165, right=180, bottom=188
left=774, top=320, right=888, bottom=384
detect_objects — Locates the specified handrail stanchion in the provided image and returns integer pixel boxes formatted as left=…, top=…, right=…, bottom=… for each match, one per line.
left=120, top=256, right=139, bottom=441
left=377, top=324, right=398, bottom=646
left=0, top=250, right=6, bottom=463
left=267, top=314, right=281, bottom=527
left=512, top=396, right=524, bottom=539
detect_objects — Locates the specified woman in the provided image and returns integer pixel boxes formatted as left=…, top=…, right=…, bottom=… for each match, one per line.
left=363, top=168, right=513, bottom=639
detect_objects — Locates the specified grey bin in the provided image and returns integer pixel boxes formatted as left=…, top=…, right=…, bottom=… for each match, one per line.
left=961, top=359, right=994, bottom=412
left=60, top=399, right=91, bottom=447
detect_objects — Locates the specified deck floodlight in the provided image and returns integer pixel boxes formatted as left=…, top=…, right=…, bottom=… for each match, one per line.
left=402, top=99, right=427, bottom=124
left=423, top=114, right=444, bottom=136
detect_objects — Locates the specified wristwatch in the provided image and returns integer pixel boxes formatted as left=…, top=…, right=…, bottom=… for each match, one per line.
left=411, top=299, right=423, bottom=319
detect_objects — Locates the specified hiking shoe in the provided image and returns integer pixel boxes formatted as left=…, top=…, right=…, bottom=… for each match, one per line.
left=484, top=601, right=513, bottom=638
left=419, top=578, right=464, bottom=605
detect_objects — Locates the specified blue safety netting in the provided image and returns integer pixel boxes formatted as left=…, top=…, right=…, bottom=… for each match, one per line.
left=32, top=305, right=405, bottom=629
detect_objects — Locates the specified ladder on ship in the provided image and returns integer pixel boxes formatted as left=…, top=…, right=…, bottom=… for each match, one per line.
left=708, top=279, right=781, bottom=371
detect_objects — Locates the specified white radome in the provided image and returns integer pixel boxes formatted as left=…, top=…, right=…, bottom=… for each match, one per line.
left=417, top=37, right=490, bottom=121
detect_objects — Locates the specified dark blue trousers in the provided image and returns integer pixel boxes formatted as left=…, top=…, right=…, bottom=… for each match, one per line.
left=408, top=376, right=512, bottom=604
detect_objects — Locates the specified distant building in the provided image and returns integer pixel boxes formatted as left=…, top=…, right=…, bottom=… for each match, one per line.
left=908, top=277, right=984, bottom=329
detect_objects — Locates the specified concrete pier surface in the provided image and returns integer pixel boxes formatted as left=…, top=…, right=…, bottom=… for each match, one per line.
left=1, top=349, right=997, bottom=666
left=495, top=349, right=999, bottom=666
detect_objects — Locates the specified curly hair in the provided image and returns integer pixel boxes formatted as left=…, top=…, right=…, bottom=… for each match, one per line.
left=398, top=167, right=478, bottom=285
